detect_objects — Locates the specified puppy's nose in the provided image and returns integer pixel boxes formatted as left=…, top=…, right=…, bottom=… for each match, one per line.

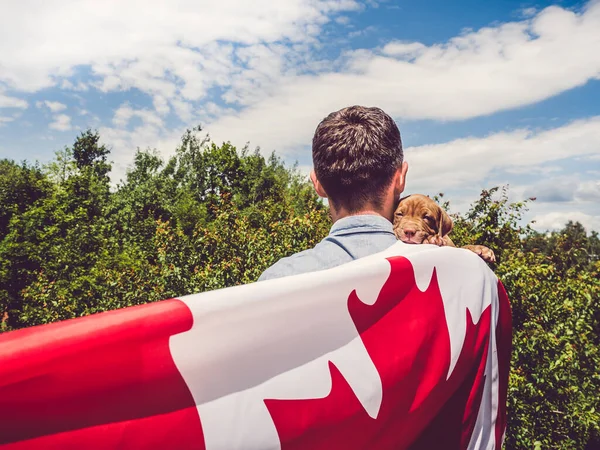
left=403, top=228, right=416, bottom=238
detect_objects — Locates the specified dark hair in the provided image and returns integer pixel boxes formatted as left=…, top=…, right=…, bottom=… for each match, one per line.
left=312, top=105, right=403, bottom=212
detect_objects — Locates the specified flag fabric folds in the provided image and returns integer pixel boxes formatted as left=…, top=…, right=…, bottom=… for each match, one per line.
left=0, top=242, right=511, bottom=449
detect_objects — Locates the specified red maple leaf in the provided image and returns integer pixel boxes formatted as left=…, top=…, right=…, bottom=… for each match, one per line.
left=265, top=256, right=495, bottom=450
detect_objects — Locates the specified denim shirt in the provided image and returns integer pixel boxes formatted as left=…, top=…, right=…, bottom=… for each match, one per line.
left=258, top=214, right=398, bottom=281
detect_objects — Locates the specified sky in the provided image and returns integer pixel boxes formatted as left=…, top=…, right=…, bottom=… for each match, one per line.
left=1, top=0, right=599, bottom=232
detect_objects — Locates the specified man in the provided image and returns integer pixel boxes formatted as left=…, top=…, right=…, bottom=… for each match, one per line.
left=259, top=105, right=408, bottom=281
left=255, top=106, right=510, bottom=449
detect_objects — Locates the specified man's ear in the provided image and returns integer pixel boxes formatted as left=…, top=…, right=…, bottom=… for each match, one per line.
left=438, top=208, right=453, bottom=237
left=310, top=170, right=328, bottom=198
left=394, top=161, right=409, bottom=199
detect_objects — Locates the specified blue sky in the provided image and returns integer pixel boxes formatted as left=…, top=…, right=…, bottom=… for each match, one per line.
left=1, top=0, right=599, bottom=231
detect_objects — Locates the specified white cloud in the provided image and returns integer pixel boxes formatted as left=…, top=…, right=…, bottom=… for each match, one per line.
left=524, top=177, right=579, bottom=203
left=221, top=43, right=293, bottom=107
left=0, top=0, right=360, bottom=121
left=0, top=91, right=27, bottom=109
left=520, top=7, right=538, bottom=18
left=203, top=1, right=600, bottom=153
left=532, top=211, right=600, bottom=232
left=49, top=114, right=72, bottom=131
left=404, top=117, right=600, bottom=195
left=36, top=100, right=67, bottom=112
left=576, top=180, right=600, bottom=202
left=1, top=0, right=599, bottom=132
left=348, top=25, right=376, bottom=38
left=582, top=153, right=600, bottom=161
left=504, top=165, right=563, bottom=175
left=381, top=41, right=427, bottom=57
left=46, top=101, right=66, bottom=112
left=60, top=80, right=88, bottom=91
left=112, top=104, right=164, bottom=129
left=171, top=99, right=194, bottom=122
left=0, top=116, right=15, bottom=124
left=393, top=119, right=600, bottom=230
left=515, top=176, right=600, bottom=204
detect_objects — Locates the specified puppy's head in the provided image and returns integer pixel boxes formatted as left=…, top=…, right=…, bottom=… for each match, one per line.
left=393, top=194, right=453, bottom=244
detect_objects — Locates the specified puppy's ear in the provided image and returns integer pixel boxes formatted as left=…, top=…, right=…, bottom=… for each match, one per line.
left=438, top=208, right=453, bottom=237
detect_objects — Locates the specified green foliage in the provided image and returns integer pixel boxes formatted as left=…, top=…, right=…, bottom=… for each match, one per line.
left=0, top=127, right=330, bottom=332
left=0, top=130, right=112, bottom=331
left=0, top=159, right=50, bottom=240
left=72, top=129, right=111, bottom=178
left=0, top=128, right=598, bottom=449
left=524, top=221, right=600, bottom=274
left=441, top=186, right=535, bottom=265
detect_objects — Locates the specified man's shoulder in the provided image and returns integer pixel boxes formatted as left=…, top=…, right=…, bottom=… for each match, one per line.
left=257, top=214, right=398, bottom=282
left=258, top=248, right=322, bottom=282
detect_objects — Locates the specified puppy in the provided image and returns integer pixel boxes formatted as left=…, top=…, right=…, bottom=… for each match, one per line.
left=393, top=194, right=496, bottom=263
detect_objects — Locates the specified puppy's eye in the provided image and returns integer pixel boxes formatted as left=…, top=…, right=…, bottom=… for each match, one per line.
left=395, top=211, right=403, bottom=217
left=423, top=215, right=434, bottom=222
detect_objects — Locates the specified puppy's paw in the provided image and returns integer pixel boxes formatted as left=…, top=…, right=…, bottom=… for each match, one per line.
left=463, top=245, right=496, bottom=263
left=424, top=235, right=445, bottom=246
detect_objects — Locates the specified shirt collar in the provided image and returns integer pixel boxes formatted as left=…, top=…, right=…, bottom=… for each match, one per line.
left=329, top=214, right=395, bottom=236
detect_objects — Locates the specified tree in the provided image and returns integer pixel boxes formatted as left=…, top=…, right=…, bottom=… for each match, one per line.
left=0, top=160, right=49, bottom=240
left=524, top=221, right=600, bottom=273
left=0, top=130, right=113, bottom=330
left=72, top=129, right=111, bottom=179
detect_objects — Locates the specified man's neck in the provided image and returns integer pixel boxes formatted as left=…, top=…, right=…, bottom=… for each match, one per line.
left=330, top=207, right=392, bottom=224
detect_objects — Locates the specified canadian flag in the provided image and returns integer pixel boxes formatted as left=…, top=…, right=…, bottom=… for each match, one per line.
left=0, top=242, right=511, bottom=449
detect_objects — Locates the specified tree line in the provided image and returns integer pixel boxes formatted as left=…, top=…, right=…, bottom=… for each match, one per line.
left=0, top=129, right=598, bottom=449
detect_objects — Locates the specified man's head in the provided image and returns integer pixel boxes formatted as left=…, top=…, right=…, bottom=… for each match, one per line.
left=310, top=105, right=408, bottom=220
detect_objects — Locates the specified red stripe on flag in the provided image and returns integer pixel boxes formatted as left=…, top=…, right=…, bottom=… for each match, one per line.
left=494, top=281, right=512, bottom=447
left=0, top=299, right=205, bottom=449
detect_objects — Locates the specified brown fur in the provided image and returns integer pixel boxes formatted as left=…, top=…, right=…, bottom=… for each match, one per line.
left=393, top=194, right=496, bottom=263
